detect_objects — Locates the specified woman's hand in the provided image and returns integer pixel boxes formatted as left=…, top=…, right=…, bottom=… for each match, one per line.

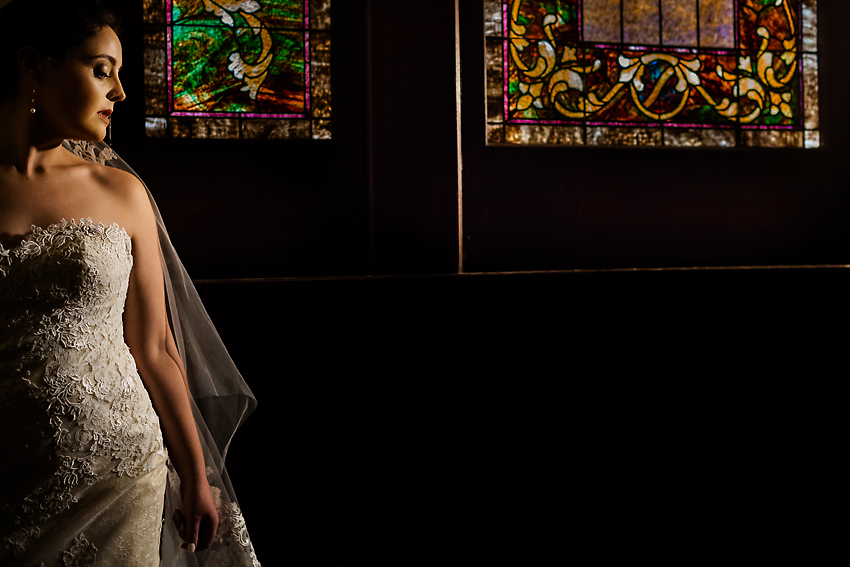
left=173, top=478, right=219, bottom=552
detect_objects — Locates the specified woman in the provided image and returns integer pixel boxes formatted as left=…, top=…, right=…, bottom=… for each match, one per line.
left=0, top=1, right=260, bottom=565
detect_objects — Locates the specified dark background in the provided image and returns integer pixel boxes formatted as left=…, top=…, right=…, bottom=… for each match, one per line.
left=111, top=1, right=846, bottom=565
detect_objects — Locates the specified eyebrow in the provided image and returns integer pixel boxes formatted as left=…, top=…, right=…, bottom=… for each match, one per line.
left=83, top=54, right=123, bottom=71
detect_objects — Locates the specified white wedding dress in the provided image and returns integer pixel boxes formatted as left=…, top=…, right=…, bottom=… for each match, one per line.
left=0, top=144, right=260, bottom=566
left=0, top=219, right=169, bottom=565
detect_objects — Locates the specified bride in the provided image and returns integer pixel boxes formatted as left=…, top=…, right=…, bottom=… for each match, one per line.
left=0, top=1, right=259, bottom=565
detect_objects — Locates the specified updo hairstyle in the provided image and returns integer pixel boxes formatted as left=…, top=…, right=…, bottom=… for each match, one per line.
left=0, top=0, right=121, bottom=101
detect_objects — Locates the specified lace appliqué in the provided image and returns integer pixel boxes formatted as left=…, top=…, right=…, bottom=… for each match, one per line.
left=0, top=247, right=11, bottom=277
left=63, top=534, right=97, bottom=567
left=205, top=502, right=262, bottom=567
left=64, top=139, right=118, bottom=165
left=0, top=219, right=166, bottom=556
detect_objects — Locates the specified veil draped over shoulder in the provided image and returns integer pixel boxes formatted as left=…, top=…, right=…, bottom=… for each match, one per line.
left=61, top=140, right=261, bottom=567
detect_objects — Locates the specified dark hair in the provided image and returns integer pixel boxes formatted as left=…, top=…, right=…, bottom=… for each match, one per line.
left=0, top=0, right=122, bottom=100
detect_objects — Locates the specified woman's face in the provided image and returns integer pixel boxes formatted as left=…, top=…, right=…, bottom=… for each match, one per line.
left=37, top=25, right=125, bottom=142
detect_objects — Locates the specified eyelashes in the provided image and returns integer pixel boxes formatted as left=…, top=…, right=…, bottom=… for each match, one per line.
left=94, top=66, right=112, bottom=79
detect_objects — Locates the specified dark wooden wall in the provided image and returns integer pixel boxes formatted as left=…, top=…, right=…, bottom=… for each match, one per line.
left=110, top=1, right=847, bottom=564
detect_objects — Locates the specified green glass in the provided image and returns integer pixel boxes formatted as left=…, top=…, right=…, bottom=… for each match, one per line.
left=144, top=0, right=332, bottom=139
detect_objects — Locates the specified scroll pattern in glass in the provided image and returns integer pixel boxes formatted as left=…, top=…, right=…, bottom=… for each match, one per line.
left=144, top=0, right=331, bottom=139
left=485, top=0, right=819, bottom=147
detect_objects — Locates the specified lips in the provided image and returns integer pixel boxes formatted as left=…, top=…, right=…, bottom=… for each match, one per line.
left=97, top=109, right=112, bottom=123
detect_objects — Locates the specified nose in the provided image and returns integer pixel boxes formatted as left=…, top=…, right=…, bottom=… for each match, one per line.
left=110, top=75, right=126, bottom=102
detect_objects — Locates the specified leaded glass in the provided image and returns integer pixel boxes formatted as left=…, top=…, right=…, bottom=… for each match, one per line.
left=485, top=0, right=819, bottom=147
left=144, top=0, right=331, bottom=139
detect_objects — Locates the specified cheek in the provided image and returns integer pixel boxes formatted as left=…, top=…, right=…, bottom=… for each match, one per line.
left=50, top=72, right=97, bottom=106
left=69, top=79, right=98, bottom=105
left=40, top=66, right=109, bottom=135
left=52, top=81, right=100, bottom=118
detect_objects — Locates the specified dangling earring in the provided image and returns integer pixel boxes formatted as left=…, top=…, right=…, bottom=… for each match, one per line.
left=30, top=86, right=36, bottom=114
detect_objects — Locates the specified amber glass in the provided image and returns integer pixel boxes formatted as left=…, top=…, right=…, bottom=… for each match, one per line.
left=485, top=0, right=819, bottom=147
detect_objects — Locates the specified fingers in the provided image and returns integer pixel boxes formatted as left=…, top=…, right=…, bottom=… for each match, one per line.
left=185, top=511, right=219, bottom=552
left=173, top=509, right=199, bottom=553
left=174, top=482, right=220, bottom=553
left=172, top=509, right=187, bottom=541
left=187, top=513, right=201, bottom=552
left=197, top=513, right=218, bottom=551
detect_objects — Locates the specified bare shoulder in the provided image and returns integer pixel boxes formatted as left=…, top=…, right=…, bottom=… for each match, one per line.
left=85, top=160, right=153, bottom=239
left=86, top=159, right=143, bottom=194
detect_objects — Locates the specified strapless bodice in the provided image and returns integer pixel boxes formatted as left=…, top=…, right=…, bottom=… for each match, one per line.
left=0, top=217, right=166, bottom=562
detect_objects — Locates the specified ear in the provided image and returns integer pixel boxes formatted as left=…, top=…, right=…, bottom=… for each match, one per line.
left=16, top=46, right=46, bottom=82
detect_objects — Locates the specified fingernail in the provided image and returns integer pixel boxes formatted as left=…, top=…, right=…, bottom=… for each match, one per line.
left=188, top=543, right=196, bottom=553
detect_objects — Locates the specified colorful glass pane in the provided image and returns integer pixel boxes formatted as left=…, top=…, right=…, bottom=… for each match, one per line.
left=485, top=0, right=819, bottom=147
left=144, top=0, right=331, bottom=139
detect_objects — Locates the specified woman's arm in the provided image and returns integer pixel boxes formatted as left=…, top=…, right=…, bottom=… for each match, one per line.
left=120, top=174, right=217, bottom=553
left=163, top=288, right=190, bottom=396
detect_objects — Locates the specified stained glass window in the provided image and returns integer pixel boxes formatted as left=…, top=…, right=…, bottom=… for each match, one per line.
left=144, top=0, right=331, bottom=139
left=485, top=0, right=819, bottom=147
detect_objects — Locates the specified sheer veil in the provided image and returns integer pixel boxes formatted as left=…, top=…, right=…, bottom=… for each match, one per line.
left=61, top=140, right=261, bottom=567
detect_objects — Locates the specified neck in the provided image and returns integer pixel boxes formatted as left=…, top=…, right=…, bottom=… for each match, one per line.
left=0, top=95, right=67, bottom=176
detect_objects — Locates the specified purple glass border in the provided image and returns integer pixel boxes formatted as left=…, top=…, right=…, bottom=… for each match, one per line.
left=506, top=118, right=797, bottom=130
left=165, top=0, right=311, bottom=119
left=500, top=0, right=807, bottom=132
left=503, top=0, right=509, bottom=122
